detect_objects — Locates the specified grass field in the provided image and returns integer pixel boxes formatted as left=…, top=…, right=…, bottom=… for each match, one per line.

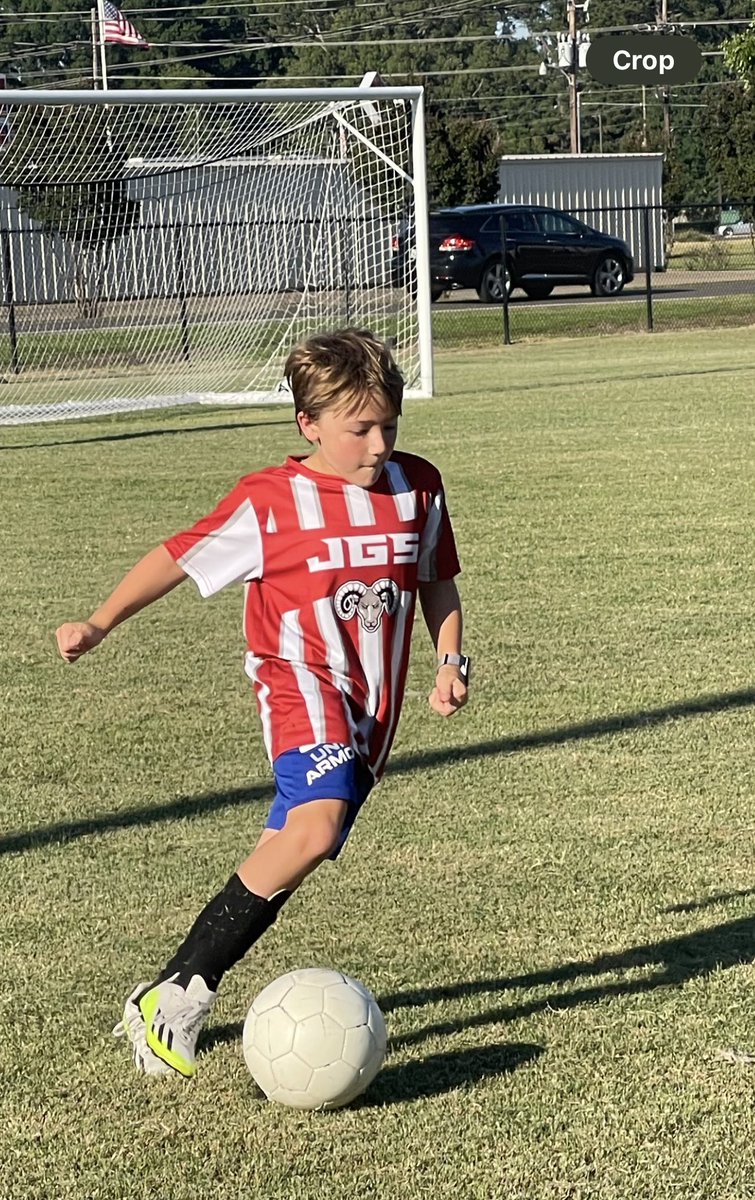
left=3, top=290, right=755, bottom=408
left=3, top=328, right=755, bottom=1200
left=433, top=293, right=755, bottom=347
left=669, top=237, right=755, bottom=271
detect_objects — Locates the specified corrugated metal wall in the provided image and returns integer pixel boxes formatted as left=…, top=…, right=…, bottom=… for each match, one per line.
left=498, top=154, right=665, bottom=271
left=0, top=159, right=394, bottom=305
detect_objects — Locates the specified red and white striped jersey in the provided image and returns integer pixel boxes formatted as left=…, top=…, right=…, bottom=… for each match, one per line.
left=163, top=451, right=460, bottom=777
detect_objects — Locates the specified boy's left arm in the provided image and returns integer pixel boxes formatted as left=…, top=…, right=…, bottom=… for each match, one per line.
left=418, top=578, right=468, bottom=717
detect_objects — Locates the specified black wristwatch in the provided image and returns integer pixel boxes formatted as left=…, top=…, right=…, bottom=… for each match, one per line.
left=437, top=653, right=471, bottom=683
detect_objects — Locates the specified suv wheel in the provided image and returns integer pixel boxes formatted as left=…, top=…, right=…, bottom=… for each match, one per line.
left=477, top=259, right=512, bottom=303
left=591, top=255, right=626, bottom=297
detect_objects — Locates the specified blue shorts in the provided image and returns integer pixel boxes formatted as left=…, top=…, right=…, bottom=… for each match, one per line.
left=266, top=742, right=374, bottom=859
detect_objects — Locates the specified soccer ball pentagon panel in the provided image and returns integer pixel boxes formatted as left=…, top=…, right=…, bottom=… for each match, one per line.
left=243, top=968, right=387, bottom=1110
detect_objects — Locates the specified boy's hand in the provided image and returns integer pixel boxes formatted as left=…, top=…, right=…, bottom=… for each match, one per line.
left=55, top=621, right=106, bottom=663
left=429, top=665, right=468, bottom=717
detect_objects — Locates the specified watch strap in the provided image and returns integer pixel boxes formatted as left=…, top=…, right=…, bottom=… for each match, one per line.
left=437, top=652, right=471, bottom=681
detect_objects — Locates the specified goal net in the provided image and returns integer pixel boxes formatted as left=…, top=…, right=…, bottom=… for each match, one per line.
left=0, top=86, right=432, bottom=426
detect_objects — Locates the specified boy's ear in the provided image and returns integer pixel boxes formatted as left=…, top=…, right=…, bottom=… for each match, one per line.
left=297, top=411, right=319, bottom=443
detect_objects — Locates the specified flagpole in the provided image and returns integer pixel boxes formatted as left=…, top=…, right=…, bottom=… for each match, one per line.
left=96, top=0, right=109, bottom=90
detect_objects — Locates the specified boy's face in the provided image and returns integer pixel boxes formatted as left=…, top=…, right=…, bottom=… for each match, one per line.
left=297, top=397, right=399, bottom=488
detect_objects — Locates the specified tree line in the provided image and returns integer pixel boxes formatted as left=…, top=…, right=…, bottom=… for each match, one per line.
left=1, top=0, right=754, bottom=209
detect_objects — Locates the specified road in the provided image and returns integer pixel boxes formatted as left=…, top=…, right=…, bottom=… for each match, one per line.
left=434, top=269, right=755, bottom=309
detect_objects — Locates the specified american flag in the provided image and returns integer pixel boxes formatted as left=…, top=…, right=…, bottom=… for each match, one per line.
left=102, top=1, right=149, bottom=47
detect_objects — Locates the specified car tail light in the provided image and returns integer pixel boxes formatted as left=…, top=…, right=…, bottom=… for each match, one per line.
left=391, top=235, right=399, bottom=251
left=438, top=235, right=475, bottom=252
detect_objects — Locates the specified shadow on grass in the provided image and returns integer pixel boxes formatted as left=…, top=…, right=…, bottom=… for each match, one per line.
left=0, top=781, right=271, bottom=855
left=664, top=888, right=755, bottom=915
left=0, top=417, right=290, bottom=452
left=202, top=1020, right=542, bottom=1103
left=203, top=912, right=755, bottom=1101
left=359, top=1041, right=544, bottom=1104
left=379, top=912, right=755, bottom=1049
left=398, top=683, right=755, bottom=773
left=3, top=683, right=755, bottom=858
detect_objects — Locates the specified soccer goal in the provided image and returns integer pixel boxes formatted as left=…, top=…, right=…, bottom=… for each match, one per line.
left=0, top=86, right=432, bottom=426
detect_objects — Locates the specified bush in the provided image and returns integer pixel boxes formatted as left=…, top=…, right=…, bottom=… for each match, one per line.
left=687, top=241, right=732, bottom=271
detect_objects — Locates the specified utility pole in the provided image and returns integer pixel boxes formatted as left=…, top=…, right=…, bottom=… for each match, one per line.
left=565, top=0, right=590, bottom=153
left=568, top=0, right=580, bottom=154
left=539, top=1, right=588, bottom=153
left=657, top=0, right=671, bottom=150
left=91, top=8, right=99, bottom=89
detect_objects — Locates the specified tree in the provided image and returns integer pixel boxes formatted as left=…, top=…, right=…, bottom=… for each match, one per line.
left=699, top=83, right=755, bottom=217
left=723, top=4, right=755, bottom=88
left=0, top=0, right=94, bottom=88
left=1, top=0, right=751, bottom=212
left=272, top=0, right=519, bottom=205
left=513, top=0, right=750, bottom=206
left=110, top=7, right=288, bottom=88
left=425, top=114, right=500, bottom=206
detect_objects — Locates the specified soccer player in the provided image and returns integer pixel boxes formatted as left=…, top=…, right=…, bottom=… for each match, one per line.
left=55, top=328, right=469, bottom=1078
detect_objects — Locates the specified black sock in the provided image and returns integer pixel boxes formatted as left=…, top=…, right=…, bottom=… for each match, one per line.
left=156, top=874, right=291, bottom=992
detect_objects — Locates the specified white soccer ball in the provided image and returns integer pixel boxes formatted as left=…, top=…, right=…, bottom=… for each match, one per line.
left=242, top=967, right=387, bottom=1110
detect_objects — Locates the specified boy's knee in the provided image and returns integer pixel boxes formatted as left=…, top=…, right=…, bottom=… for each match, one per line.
left=290, top=807, right=344, bottom=865
left=302, top=823, right=341, bottom=865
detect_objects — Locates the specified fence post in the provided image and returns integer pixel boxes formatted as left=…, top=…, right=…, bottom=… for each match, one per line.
left=499, top=214, right=511, bottom=345
left=643, top=206, right=654, bottom=333
left=1, top=228, right=20, bottom=375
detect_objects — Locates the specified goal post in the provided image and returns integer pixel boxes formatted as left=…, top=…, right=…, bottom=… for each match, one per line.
left=0, top=86, right=432, bottom=426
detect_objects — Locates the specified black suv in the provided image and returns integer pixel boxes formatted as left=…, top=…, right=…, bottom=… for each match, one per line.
left=395, top=204, right=634, bottom=302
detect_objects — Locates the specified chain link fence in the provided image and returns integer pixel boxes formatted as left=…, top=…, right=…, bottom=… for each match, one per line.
left=431, top=202, right=755, bottom=351
left=1, top=198, right=752, bottom=396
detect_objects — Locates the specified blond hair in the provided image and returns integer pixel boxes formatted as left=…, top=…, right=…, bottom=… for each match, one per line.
left=284, top=328, right=404, bottom=422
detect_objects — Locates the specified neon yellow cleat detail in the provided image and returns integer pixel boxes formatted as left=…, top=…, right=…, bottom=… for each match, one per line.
left=138, top=974, right=217, bottom=1078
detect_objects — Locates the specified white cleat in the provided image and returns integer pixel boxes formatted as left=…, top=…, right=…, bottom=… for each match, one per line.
left=138, top=974, right=217, bottom=1078
left=113, top=983, right=175, bottom=1076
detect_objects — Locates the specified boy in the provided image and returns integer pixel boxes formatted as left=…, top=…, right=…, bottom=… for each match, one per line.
left=55, top=328, right=469, bottom=1079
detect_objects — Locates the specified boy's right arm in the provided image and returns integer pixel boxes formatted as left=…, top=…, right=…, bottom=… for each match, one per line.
left=55, top=544, right=187, bottom=663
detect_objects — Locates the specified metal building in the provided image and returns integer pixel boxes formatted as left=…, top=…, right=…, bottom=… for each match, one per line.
left=0, top=157, right=393, bottom=306
left=498, top=153, right=665, bottom=271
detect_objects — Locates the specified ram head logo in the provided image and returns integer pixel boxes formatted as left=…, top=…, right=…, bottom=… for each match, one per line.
left=334, top=579, right=400, bottom=632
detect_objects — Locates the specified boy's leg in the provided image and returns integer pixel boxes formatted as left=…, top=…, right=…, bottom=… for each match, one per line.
left=135, top=798, right=348, bottom=1077
left=238, top=796, right=348, bottom=895
left=125, top=745, right=371, bottom=1077
left=155, top=798, right=347, bottom=991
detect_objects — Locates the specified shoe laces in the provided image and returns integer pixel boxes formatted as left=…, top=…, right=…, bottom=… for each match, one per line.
left=113, top=1016, right=155, bottom=1073
left=113, top=1015, right=150, bottom=1052
left=173, top=996, right=213, bottom=1041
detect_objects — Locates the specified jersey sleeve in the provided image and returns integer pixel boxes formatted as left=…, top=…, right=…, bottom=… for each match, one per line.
left=163, top=479, right=264, bottom=598
left=417, top=485, right=461, bottom=583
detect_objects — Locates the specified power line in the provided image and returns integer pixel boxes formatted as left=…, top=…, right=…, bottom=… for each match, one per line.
left=430, top=72, right=736, bottom=99
left=0, top=0, right=518, bottom=20
left=3, top=7, right=751, bottom=31
left=3, top=0, right=530, bottom=13
left=3, top=5, right=747, bottom=85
